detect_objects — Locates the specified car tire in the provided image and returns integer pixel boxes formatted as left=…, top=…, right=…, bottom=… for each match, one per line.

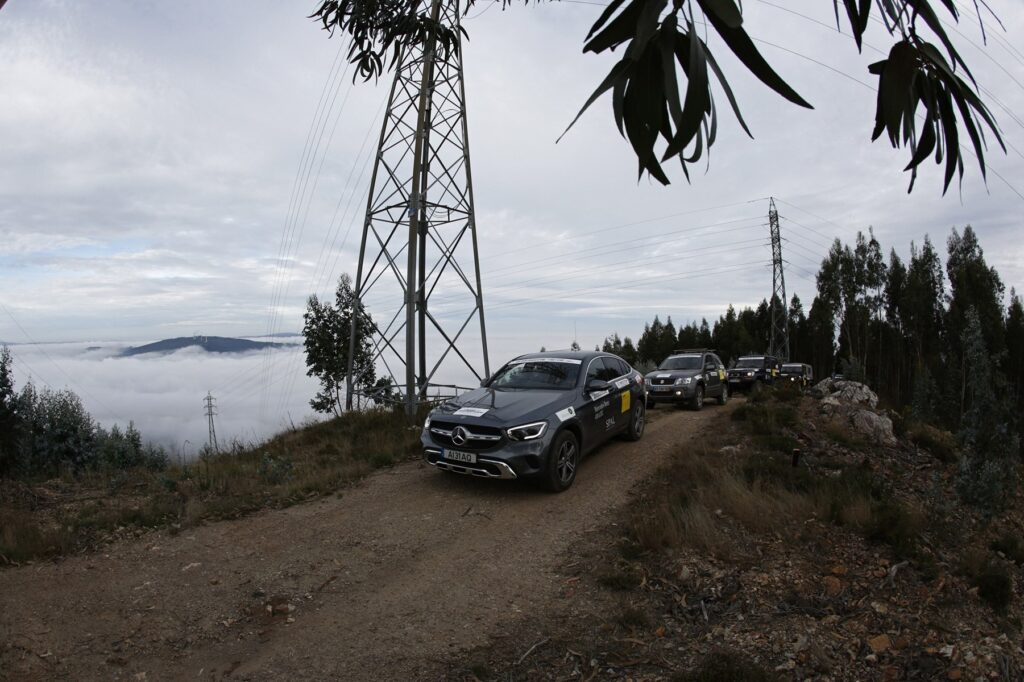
left=624, top=401, right=645, bottom=441
left=542, top=430, right=579, bottom=493
left=691, top=385, right=704, bottom=411
left=717, top=383, right=729, bottom=405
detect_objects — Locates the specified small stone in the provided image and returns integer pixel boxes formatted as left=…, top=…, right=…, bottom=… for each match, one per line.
left=831, top=565, right=849, bottom=576
left=824, top=576, right=843, bottom=597
left=868, top=635, right=892, bottom=654
left=881, top=666, right=901, bottom=681
left=939, top=644, right=956, bottom=659
left=946, top=669, right=962, bottom=680
left=871, top=601, right=889, bottom=614
left=273, top=603, right=295, bottom=615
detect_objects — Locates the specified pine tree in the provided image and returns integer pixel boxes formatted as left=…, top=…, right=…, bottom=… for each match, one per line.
left=0, top=346, right=19, bottom=476
left=956, top=308, right=1019, bottom=514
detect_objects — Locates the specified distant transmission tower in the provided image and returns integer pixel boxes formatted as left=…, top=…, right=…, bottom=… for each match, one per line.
left=347, top=0, right=489, bottom=416
left=204, top=392, right=219, bottom=452
left=768, top=198, right=790, bottom=361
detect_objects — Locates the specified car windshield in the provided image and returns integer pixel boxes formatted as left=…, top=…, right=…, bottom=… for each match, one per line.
left=489, top=359, right=581, bottom=390
left=735, top=357, right=764, bottom=368
left=659, top=356, right=701, bottom=370
left=782, top=364, right=803, bottom=373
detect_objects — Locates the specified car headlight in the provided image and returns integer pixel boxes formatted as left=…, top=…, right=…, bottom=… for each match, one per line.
left=745, top=371, right=755, bottom=377
left=506, top=421, right=548, bottom=441
left=674, top=377, right=692, bottom=385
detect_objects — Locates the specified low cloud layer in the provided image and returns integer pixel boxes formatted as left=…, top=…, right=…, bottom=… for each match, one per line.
left=5, top=340, right=322, bottom=457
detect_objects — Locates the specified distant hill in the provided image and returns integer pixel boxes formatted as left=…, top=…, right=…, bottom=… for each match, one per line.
left=120, top=336, right=297, bottom=357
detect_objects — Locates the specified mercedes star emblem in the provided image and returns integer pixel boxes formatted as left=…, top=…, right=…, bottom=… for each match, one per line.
left=451, top=426, right=469, bottom=446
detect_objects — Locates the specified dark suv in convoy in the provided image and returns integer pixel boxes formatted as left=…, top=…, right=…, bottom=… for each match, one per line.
left=726, top=354, right=780, bottom=391
left=780, top=362, right=814, bottom=387
left=421, top=351, right=647, bottom=492
left=645, top=349, right=728, bottom=410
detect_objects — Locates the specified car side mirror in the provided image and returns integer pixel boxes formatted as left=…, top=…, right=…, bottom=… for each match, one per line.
left=480, top=377, right=489, bottom=387
left=586, top=379, right=610, bottom=393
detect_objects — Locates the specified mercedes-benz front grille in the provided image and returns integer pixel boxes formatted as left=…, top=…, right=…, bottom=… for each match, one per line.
left=429, top=421, right=504, bottom=451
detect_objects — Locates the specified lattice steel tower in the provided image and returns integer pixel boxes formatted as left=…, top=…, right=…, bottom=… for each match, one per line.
left=204, top=392, right=219, bottom=452
left=347, top=0, right=489, bottom=416
left=767, top=198, right=790, bottom=362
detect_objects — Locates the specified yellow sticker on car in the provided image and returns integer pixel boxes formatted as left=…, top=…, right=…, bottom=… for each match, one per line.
left=718, top=369, right=725, bottom=380
left=621, top=390, right=630, bottom=413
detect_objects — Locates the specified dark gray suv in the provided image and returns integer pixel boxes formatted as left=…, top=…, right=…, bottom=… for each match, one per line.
left=645, top=350, right=728, bottom=410
left=421, top=351, right=647, bottom=492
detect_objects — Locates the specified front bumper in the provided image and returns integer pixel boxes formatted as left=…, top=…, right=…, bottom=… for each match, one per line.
left=727, top=374, right=758, bottom=389
left=647, top=384, right=697, bottom=402
left=422, top=429, right=553, bottom=480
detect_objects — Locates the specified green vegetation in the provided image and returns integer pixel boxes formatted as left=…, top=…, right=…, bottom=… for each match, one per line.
left=0, top=347, right=167, bottom=480
left=606, top=225, right=1021, bottom=512
left=302, top=273, right=381, bottom=415
left=0, top=407, right=421, bottom=564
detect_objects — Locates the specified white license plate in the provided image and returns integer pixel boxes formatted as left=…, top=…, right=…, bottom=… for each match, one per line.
left=444, top=449, right=476, bottom=464
left=728, top=378, right=741, bottom=383
left=652, top=385, right=671, bottom=391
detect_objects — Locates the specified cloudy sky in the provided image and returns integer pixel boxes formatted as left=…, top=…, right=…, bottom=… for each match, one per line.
left=1, top=0, right=1022, bottom=445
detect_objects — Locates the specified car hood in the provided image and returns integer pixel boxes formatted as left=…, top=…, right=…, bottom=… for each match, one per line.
left=431, top=387, right=572, bottom=425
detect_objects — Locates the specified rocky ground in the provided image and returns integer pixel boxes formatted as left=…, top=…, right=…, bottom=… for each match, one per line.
left=445, top=381, right=1024, bottom=681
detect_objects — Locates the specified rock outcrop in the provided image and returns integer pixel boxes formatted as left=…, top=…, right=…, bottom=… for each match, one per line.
left=810, top=379, right=895, bottom=446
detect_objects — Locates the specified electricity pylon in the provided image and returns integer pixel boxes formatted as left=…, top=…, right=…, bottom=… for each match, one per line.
left=347, top=0, right=489, bottom=417
left=204, top=392, right=219, bottom=452
left=768, top=198, right=790, bottom=362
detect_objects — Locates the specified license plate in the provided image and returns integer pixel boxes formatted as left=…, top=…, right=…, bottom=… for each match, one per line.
left=728, top=378, right=740, bottom=383
left=444, top=449, right=476, bottom=464
left=652, top=385, right=671, bottom=391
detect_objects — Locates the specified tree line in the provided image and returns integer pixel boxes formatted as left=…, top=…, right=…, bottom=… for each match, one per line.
left=602, top=224, right=1022, bottom=511
left=0, top=348, right=168, bottom=480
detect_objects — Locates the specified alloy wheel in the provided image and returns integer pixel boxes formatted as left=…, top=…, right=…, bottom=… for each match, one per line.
left=557, top=440, right=577, bottom=484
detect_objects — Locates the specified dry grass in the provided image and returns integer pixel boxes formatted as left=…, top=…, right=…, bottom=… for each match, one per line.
left=629, top=396, right=920, bottom=564
left=0, top=408, right=423, bottom=563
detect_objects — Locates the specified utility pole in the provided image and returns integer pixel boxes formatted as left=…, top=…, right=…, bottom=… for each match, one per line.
left=203, top=392, right=219, bottom=453
left=346, top=0, right=490, bottom=418
left=768, top=198, right=790, bottom=362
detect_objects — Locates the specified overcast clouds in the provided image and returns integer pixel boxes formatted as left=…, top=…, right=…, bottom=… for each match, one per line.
left=1, top=0, right=1022, bottom=444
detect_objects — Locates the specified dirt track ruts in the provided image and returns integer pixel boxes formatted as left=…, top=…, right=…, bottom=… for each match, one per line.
left=0, top=403, right=731, bottom=680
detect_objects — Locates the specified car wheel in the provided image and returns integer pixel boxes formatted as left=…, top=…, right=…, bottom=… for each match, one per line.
left=691, top=385, right=704, bottom=411
left=717, top=383, right=729, bottom=405
left=625, top=401, right=645, bottom=441
left=543, top=431, right=579, bottom=493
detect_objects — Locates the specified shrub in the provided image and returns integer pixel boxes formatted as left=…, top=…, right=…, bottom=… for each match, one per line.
left=990, top=534, right=1024, bottom=566
left=674, top=650, right=777, bottom=682
left=597, top=570, right=641, bottom=591
left=975, top=564, right=1014, bottom=613
left=864, top=499, right=922, bottom=559
left=907, top=422, right=958, bottom=462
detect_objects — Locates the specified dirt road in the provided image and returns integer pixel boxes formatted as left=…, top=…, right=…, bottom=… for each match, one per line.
left=1, top=404, right=730, bottom=680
